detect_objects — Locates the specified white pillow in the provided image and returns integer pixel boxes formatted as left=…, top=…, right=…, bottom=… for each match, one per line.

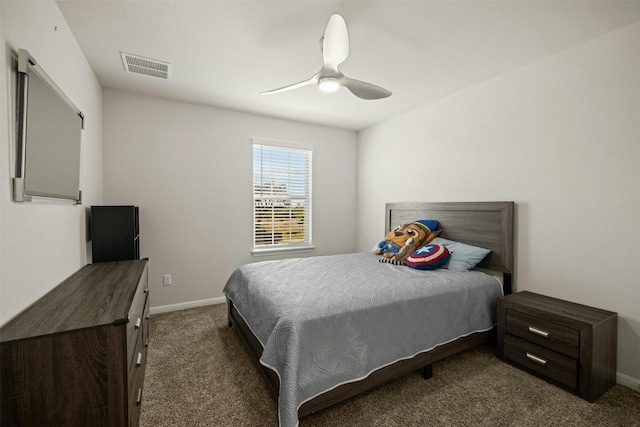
left=430, top=237, right=491, bottom=272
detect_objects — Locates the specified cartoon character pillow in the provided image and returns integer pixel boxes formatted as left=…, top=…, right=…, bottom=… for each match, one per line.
left=373, top=220, right=439, bottom=262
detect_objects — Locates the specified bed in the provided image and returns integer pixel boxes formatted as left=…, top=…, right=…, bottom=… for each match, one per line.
left=224, top=201, right=514, bottom=427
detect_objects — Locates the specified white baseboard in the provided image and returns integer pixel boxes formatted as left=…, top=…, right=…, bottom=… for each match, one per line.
left=617, top=372, right=640, bottom=392
left=149, top=296, right=226, bottom=315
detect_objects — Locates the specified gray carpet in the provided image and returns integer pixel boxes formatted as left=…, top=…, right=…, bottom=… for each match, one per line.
left=140, top=304, right=640, bottom=426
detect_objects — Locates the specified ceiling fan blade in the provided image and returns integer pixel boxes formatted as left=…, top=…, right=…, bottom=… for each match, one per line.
left=322, top=14, right=349, bottom=69
left=261, top=76, right=317, bottom=95
left=261, top=15, right=391, bottom=100
left=342, top=78, right=392, bottom=100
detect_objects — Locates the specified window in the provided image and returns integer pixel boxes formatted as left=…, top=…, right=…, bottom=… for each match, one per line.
left=253, top=140, right=312, bottom=253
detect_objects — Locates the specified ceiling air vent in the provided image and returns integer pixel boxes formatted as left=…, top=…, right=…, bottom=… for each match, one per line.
left=121, top=52, right=170, bottom=80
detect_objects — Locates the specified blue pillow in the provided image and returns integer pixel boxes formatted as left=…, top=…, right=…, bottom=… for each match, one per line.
left=431, top=237, right=491, bottom=272
left=405, top=244, right=451, bottom=270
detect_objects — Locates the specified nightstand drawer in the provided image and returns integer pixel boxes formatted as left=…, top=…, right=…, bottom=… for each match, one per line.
left=503, top=335, right=578, bottom=389
left=505, top=309, right=579, bottom=359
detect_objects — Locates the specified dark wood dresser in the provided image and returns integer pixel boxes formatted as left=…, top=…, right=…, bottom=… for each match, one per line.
left=497, top=291, right=617, bottom=402
left=0, top=259, right=149, bottom=426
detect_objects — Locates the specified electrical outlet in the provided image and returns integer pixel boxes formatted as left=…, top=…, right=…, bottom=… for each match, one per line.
left=163, top=274, right=171, bottom=286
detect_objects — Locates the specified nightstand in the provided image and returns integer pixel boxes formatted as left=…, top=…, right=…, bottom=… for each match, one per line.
left=497, top=291, right=617, bottom=402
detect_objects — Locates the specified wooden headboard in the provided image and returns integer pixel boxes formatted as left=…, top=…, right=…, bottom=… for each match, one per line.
left=385, top=202, right=514, bottom=293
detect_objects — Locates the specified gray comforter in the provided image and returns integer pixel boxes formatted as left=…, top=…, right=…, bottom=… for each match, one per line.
left=223, top=252, right=503, bottom=427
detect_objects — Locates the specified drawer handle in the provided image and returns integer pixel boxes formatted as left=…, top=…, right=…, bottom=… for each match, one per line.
left=136, top=352, right=142, bottom=366
left=134, top=317, right=142, bottom=329
left=526, top=352, right=548, bottom=366
left=528, top=326, right=549, bottom=338
left=145, top=337, right=149, bottom=348
left=136, top=388, right=143, bottom=405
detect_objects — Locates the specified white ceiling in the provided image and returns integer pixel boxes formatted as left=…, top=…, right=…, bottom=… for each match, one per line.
left=55, top=0, right=639, bottom=131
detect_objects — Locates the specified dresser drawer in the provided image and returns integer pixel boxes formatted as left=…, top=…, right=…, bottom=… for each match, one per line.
left=503, top=334, right=577, bottom=389
left=126, top=268, right=149, bottom=365
left=505, top=308, right=579, bottom=359
left=143, top=295, right=150, bottom=349
left=128, top=337, right=147, bottom=426
left=128, top=349, right=146, bottom=427
left=128, top=311, right=147, bottom=389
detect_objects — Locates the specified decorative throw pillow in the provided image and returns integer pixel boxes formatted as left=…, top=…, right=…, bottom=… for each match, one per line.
left=405, top=244, right=451, bottom=270
left=430, top=237, right=491, bottom=272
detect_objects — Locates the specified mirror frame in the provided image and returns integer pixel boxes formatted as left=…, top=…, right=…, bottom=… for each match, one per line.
left=14, top=48, right=84, bottom=204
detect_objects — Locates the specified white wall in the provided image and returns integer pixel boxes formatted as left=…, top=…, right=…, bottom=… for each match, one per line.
left=357, top=23, right=640, bottom=384
left=0, top=0, right=103, bottom=324
left=103, top=89, right=357, bottom=310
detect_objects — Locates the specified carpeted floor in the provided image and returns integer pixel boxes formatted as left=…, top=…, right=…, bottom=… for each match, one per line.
left=140, top=304, right=640, bottom=427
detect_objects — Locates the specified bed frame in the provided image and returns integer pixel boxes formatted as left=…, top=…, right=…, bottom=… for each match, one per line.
left=227, top=201, right=514, bottom=418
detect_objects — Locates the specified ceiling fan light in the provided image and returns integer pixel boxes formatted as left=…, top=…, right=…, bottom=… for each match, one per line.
left=318, top=77, right=340, bottom=93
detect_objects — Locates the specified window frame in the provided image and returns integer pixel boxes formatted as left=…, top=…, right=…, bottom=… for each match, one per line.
left=251, top=138, right=314, bottom=256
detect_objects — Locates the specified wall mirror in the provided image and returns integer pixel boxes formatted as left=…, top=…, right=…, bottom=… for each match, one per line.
left=14, top=48, right=84, bottom=203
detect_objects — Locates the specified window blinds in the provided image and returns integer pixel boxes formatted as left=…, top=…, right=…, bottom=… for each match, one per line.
left=253, top=142, right=312, bottom=249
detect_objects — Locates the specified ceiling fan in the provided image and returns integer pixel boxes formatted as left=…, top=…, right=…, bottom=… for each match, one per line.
left=261, top=14, right=392, bottom=100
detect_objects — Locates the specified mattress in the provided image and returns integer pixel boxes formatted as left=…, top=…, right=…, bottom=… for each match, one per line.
left=223, top=252, right=503, bottom=427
